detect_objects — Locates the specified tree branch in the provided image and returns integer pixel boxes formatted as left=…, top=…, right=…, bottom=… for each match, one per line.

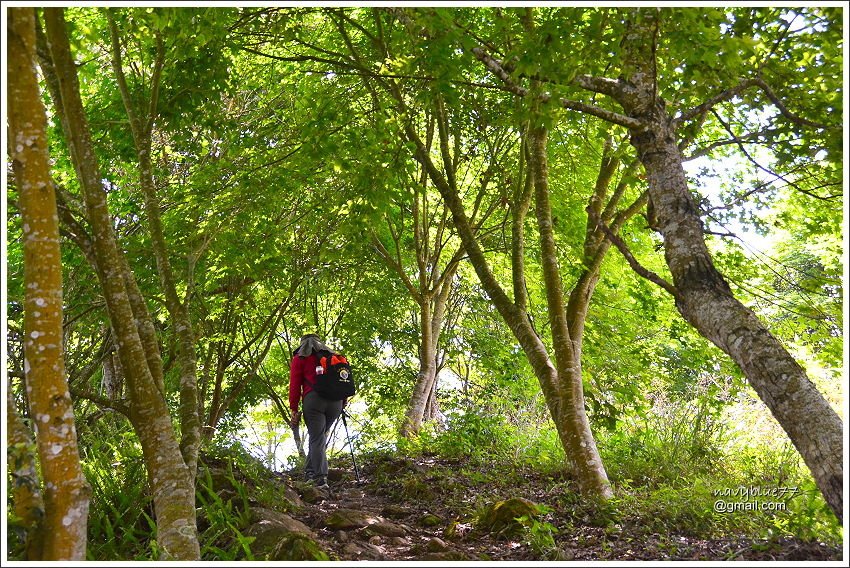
left=712, top=109, right=838, bottom=201
left=470, top=46, right=645, bottom=130
left=683, top=126, right=779, bottom=161
left=588, top=209, right=678, bottom=297
left=677, top=77, right=834, bottom=130
left=370, top=231, right=423, bottom=303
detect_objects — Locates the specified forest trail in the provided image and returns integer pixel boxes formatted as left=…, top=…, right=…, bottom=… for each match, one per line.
left=294, top=474, right=474, bottom=561
left=258, top=454, right=842, bottom=562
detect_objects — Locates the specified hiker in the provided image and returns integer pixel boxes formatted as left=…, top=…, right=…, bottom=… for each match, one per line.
left=289, top=333, right=345, bottom=489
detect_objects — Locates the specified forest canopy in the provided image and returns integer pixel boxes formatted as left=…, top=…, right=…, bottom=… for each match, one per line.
left=3, top=4, right=845, bottom=562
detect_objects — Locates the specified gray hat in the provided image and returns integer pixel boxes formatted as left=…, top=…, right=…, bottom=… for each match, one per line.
left=296, top=333, right=331, bottom=357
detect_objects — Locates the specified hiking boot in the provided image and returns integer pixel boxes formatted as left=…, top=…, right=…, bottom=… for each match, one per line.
left=308, top=476, right=329, bottom=490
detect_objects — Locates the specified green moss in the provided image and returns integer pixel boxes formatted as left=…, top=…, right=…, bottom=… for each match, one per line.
left=270, top=533, right=331, bottom=561
left=477, top=497, right=542, bottom=538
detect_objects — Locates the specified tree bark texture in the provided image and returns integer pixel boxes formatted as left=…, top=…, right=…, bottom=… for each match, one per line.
left=7, top=382, right=46, bottom=560
left=102, top=351, right=124, bottom=400
left=8, top=7, right=90, bottom=559
left=613, top=8, right=843, bottom=519
left=401, top=300, right=439, bottom=436
left=43, top=8, right=201, bottom=558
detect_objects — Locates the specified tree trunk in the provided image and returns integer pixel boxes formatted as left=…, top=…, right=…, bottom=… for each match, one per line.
left=107, top=15, right=202, bottom=480
left=637, top=124, right=843, bottom=519
left=614, top=9, right=843, bottom=519
left=43, top=8, right=201, bottom=558
left=527, top=119, right=613, bottom=499
left=373, top=147, right=463, bottom=438
left=401, top=299, right=439, bottom=436
left=7, top=382, right=46, bottom=560
left=394, top=99, right=614, bottom=499
left=8, top=8, right=90, bottom=559
left=401, top=256, right=459, bottom=436
left=102, top=350, right=124, bottom=400
left=35, top=14, right=167, bottom=401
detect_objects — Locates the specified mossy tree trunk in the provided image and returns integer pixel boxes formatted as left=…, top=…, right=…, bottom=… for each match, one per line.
left=612, top=10, right=842, bottom=519
left=7, top=7, right=89, bottom=559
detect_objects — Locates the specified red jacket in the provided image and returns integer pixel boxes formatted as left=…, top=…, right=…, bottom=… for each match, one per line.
left=289, top=353, right=319, bottom=412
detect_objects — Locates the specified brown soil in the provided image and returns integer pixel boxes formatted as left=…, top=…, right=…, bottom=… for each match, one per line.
left=286, top=454, right=843, bottom=562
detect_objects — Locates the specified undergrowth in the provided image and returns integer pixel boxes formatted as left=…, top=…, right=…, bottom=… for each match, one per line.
left=384, top=399, right=842, bottom=549
left=9, top=393, right=840, bottom=561
left=598, top=397, right=842, bottom=546
left=79, top=434, right=290, bottom=561
left=82, top=429, right=156, bottom=560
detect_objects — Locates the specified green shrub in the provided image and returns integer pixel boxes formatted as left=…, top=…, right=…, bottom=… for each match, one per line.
left=81, top=430, right=156, bottom=560
left=601, top=397, right=730, bottom=488
left=195, top=465, right=255, bottom=560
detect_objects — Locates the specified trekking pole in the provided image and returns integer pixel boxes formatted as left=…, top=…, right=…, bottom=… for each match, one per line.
left=340, top=409, right=361, bottom=483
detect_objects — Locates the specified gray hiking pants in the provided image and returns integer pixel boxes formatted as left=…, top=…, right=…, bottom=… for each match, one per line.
left=302, top=390, right=343, bottom=483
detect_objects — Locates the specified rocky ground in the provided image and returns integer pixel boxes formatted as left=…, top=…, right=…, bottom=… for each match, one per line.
left=208, top=453, right=843, bottom=562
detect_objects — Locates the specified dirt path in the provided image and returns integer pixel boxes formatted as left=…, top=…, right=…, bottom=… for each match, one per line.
left=283, top=455, right=842, bottom=562
left=293, top=475, right=478, bottom=560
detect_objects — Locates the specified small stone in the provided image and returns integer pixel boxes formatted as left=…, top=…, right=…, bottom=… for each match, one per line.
left=368, top=535, right=382, bottom=545
left=325, top=508, right=380, bottom=530
left=299, top=485, right=324, bottom=504
left=364, top=521, right=408, bottom=537
left=425, top=537, right=450, bottom=552
left=359, top=542, right=385, bottom=560
left=381, top=504, right=414, bottom=518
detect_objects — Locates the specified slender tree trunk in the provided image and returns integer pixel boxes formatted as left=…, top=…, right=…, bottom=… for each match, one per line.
left=395, top=102, right=615, bottom=499
left=423, top=375, right=441, bottom=423
left=107, top=15, right=202, bottom=479
left=43, top=8, right=201, bottom=558
left=34, top=20, right=168, bottom=400
left=614, top=9, right=843, bottom=519
left=401, top=299, right=439, bottom=436
left=402, top=263, right=458, bottom=436
left=527, top=119, right=613, bottom=499
left=102, top=350, right=124, bottom=400
left=8, top=8, right=90, bottom=559
left=373, top=150, right=462, bottom=437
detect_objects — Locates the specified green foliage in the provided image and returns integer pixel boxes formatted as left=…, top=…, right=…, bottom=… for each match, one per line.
left=81, top=428, right=156, bottom=560
left=202, top=442, right=296, bottom=513
left=195, top=466, right=255, bottom=561
left=11, top=5, right=842, bottom=559
left=595, top=396, right=842, bottom=545
left=518, top=509, right=563, bottom=560
left=398, top=401, right=565, bottom=471
left=270, top=533, right=331, bottom=561
left=601, top=394, right=733, bottom=488
left=408, top=411, right=514, bottom=460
